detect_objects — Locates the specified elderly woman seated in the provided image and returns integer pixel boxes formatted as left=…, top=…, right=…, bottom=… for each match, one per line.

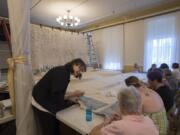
left=90, top=87, right=158, bottom=135
left=125, top=76, right=168, bottom=135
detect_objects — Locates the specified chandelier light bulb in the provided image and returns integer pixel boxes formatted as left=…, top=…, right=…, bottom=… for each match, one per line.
left=63, top=15, right=67, bottom=19
left=69, top=15, right=73, bottom=20
left=75, top=17, right=80, bottom=23
left=59, top=17, right=62, bottom=20
left=60, top=22, right=64, bottom=26
left=77, top=18, right=80, bottom=23
left=56, top=18, right=59, bottom=22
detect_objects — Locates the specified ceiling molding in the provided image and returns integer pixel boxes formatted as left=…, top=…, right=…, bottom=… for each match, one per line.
left=78, top=0, right=180, bottom=33
left=0, top=16, right=80, bottom=33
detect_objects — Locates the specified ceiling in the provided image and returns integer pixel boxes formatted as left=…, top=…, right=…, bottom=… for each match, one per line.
left=0, top=0, right=179, bottom=30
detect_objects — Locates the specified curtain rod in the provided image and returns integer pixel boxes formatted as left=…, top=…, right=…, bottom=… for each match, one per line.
left=81, top=7, right=180, bottom=33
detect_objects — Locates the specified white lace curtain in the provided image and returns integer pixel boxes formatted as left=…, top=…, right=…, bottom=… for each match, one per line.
left=31, top=24, right=88, bottom=70
left=144, top=13, right=180, bottom=71
left=7, top=0, right=37, bottom=135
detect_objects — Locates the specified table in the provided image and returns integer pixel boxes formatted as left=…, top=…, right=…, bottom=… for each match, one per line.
left=56, top=105, right=103, bottom=135
left=56, top=72, right=147, bottom=134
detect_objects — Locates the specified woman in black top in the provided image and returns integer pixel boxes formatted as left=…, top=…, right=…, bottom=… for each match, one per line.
left=32, top=58, right=86, bottom=135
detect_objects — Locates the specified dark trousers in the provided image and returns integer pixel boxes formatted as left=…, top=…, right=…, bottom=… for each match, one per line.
left=33, top=106, right=60, bottom=135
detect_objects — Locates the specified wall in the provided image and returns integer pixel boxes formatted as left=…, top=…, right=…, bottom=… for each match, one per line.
left=124, top=20, right=144, bottom=66
left=124, top=20, right=144, bottom=72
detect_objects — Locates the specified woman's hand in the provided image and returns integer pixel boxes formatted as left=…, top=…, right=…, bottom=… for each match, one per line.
left=111, top=112, right=121, bottom=121
left=71, top=90, right=84, bottom=97
left=65, top=90, right=84, bottom=100
left=103, top=112, right=121, bottom=126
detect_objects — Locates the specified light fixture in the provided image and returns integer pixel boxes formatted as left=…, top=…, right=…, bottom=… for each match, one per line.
left=56, top=10, right=80, bottom=27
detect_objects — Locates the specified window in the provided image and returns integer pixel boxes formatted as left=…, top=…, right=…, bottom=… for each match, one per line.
left=144, top=15, right=179, bottom=71
left=104, top=62, right=121, bottom=70
left=151, top=37, right=175, bottom=67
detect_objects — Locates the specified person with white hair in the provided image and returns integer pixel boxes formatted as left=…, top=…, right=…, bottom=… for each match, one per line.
left=125, top=76, right=168, bottom=135
left=90, top=87, right=159, bottom=135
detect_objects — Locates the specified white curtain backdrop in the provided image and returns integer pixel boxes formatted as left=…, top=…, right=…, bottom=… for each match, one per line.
left=144, top=13, right=180, bottom=71
left=7, top=0, right=37, bottom=135
left=92, top=25, right=124, bottom=70
left=31, top=24, right=88, bottom=70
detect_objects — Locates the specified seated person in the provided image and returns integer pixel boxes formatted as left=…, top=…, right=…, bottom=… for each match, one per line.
left=90, top=87, right=158, bottom=135
left=173, top=92, right=180, bottom=134
left=148, top=64, right=157, bottom=73
left=159, top=63, right=169, bottom=71
left=133, top=63, right=141, bottom=73
left=168, top=91, right=180, bottom=135
left=125, top=76, right=168, bottom=135
left=172, top=63, right=180, bottom=81
left=163, top=69, right=179, bottom=96
left=147, top=70, right=174, bottom=112
left=93, top=63, right=99, bottom=70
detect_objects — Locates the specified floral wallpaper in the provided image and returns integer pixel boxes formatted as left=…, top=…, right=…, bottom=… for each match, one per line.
left=31, top=24, right=88, bottom=71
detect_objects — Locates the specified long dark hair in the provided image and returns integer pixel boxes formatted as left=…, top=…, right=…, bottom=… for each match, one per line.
left=125, top=76, right=141, bottom=88
left=71, top=58, right=86, bottom=72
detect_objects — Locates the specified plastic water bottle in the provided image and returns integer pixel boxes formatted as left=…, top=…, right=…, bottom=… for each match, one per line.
left=86, top=105, right=93, bottom=122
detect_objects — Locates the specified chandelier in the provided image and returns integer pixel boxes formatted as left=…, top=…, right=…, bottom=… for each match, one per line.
left=56, top=10, right=80, bottom=27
